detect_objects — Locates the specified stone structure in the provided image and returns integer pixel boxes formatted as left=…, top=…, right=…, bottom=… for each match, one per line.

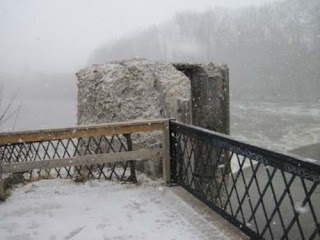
left=77, top=58, right=191, bottom=125
left=173, top=63, right=229, bottom=198
left=76, top=58, right=229, bottom=179
left=76, top=58, right=191, bottom=177
left=173, top=63, right=229, bottom=134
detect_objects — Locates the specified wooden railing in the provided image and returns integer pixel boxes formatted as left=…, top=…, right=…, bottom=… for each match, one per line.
left=0, top=119, right=170, bottom=200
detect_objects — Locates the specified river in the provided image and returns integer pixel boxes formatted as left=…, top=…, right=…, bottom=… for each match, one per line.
left=2, top=90, right=320, bottom=153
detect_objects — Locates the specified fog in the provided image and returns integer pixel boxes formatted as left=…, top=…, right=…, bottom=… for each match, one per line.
left=0, top=0, right=319, bottom=153
left=0, top=0, right=278, bottom=74
left=91, top=0, right=320, bottom=103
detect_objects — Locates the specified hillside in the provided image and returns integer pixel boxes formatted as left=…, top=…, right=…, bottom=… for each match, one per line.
left=89, top=0, right=320, bottom=103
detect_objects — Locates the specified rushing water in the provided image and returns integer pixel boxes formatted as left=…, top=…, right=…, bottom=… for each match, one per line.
left=231, top=100, right=320, bottom=152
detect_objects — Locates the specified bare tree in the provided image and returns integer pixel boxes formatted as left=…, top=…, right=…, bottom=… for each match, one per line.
left=0, top=84, right=21, bottom=130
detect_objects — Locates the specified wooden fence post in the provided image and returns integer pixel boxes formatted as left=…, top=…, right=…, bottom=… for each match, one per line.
left=162, top=120, right=170, bottom=184
left=0, top=164, right=5, bottom=201
left=123, top=133, right=137, bottom=183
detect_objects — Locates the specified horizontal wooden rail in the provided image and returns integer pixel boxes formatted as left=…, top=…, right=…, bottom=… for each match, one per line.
left=1, top=148, right=163, bottom=174
left=0, top=119, right=167, bottom=144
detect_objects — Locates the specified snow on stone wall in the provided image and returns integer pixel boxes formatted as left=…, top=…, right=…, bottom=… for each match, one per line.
left=76, top=58, right=191, bottom=177
left=76, top=58, right=230, bottom=179
left=77, top=58, right=191, bottom=125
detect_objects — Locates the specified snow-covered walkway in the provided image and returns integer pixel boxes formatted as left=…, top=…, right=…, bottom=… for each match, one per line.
left=0, top=176, right=244, bottom=240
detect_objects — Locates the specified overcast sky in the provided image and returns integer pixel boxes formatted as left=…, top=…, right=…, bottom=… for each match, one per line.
left=0, top=0, right=279, bottom=75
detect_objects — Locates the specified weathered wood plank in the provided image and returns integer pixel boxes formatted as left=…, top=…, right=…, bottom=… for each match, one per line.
left=0, top=119, right=167, bottom=144
left=1, top=148, right=163, bottom=174
left=162, top=120, right=171, bottom=184
left=0, top=179, right=4, bottom=200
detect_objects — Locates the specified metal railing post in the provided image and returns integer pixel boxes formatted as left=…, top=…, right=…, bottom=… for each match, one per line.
left=169, top=119, right=178, bottom=184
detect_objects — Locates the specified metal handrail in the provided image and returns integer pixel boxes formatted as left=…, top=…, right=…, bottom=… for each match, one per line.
left=170, top=120, right=320, bottom=240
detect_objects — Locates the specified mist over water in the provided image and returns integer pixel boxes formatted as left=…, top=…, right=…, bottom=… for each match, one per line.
left=0, top=75, right=77, bottom=131
left=2, top=78, right=319, bottom=153
left=231, top=101, right=320, bottom=151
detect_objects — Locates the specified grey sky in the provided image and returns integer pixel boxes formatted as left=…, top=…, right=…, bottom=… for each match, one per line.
left=0, top=0, right=279, bottom=75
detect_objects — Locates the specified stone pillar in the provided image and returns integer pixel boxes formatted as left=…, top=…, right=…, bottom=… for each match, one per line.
left=76, top=59, right=192, bottom=179
left=176, top=99, right=192, bottom=124
left=173, top=62, right=229, bottom=134
left=173, top=62, right=230, bottom=204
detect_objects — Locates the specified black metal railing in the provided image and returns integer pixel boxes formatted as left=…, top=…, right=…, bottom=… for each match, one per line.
left=170, top=120, right=320, bottom=240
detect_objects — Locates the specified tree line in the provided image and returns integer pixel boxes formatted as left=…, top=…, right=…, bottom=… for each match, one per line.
left=89, top=0, right=320, bottom=102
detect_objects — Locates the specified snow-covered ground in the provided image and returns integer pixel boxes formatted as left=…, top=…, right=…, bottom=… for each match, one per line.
left=0, top=176, right=230, bottom=240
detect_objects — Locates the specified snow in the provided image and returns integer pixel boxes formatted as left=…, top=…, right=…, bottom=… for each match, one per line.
left=0, top=176, right=229, bottom=240
left=294, top=202, right=309, bottom=214
left=304, top=158, right=318, bottom=163
left=231, top=155, right=253, bottom=173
